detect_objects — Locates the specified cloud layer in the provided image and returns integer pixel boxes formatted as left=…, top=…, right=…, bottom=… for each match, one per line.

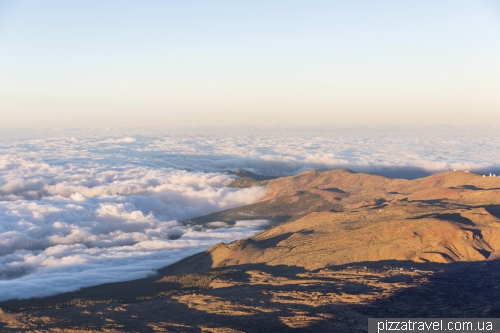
left=0, top=159, right=266, bottom=301
left=1, top=126, right=499, bottom=301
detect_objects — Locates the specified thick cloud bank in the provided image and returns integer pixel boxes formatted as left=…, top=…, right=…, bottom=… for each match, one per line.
left=0, top=126, right=499, bottom=301
left=0, top=159, right=266, bottom=301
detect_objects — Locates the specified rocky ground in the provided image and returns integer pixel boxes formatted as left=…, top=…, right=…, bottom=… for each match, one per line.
left=2, top=260, right=500, bottom=332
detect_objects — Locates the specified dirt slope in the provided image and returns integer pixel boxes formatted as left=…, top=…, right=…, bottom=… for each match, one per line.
left=180, top=170, right=500, bottom=273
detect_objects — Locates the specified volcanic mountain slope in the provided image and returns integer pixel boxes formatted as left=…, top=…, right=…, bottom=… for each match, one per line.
left=181, top=169, right=500, bottom=273
left=3, top=169, right=500, bottom=332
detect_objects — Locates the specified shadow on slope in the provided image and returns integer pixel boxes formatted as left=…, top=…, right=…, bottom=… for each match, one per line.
left=485, top=205, right=500, bottom=219
left=3, top=260, right=500, bottom=332
left=350, top=259, right=500, bottom=318
left=189, top=191, right=343, bottom=225
left=409, top=212, right=476, bottom=226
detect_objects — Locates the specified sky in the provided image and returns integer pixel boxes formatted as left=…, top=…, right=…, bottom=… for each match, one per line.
left=1, top=0, right=499, bottom=127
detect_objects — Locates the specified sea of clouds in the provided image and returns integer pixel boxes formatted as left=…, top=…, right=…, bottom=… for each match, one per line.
left=0, top=125, right=499, bottom=301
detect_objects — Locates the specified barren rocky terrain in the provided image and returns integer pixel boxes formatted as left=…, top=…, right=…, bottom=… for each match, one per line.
left=2, top=169, right=500, bottom=332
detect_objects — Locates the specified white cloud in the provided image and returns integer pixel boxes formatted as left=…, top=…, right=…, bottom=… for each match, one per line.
left=234, top=219, right=270, bottom=229
left=206, top=221, right=229, bottom=228
left=0, top=154, right=268, bottom=300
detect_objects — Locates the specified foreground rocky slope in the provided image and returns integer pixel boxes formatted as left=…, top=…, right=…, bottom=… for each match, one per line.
left=2, top=169, right=500, bottom=332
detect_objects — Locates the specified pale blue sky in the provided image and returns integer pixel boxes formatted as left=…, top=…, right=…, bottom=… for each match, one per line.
left=0, top=0, right=499, bottom=127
